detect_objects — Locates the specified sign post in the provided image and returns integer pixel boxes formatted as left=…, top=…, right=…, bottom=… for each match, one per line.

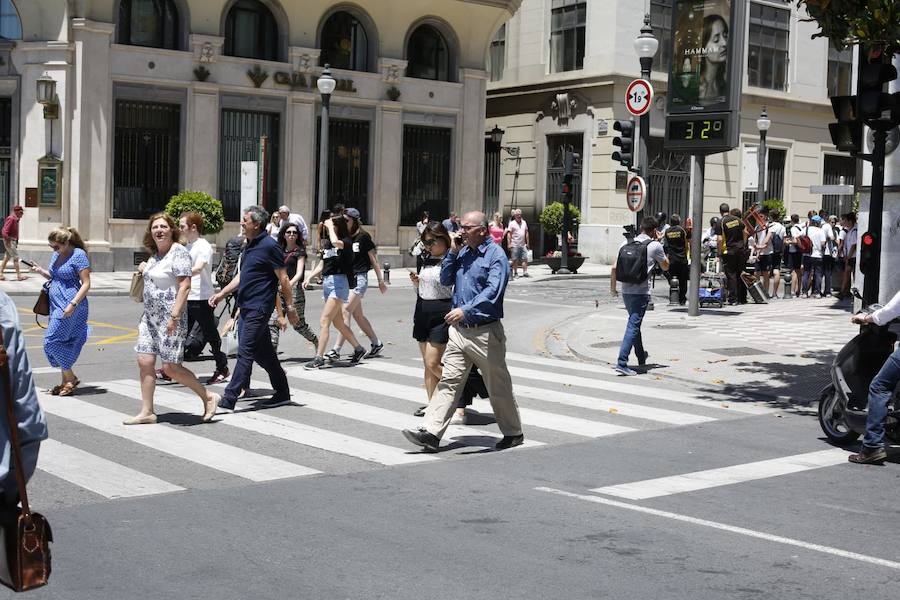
left=665, top=0, right=747, bottom=316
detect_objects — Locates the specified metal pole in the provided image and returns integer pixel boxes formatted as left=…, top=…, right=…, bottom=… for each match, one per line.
left=688, top=154, right=706, bottom=317
left=863, top=128, right=886, bottom=305
left=317, top=93, right=331, bottom=216
left=639, top=56, right=652, bottom=184
left=756, top=129, right=766, bottom=207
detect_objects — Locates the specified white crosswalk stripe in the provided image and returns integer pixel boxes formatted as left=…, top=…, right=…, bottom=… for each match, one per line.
left=30, top=353, right=789, bottom=506
left=39, top=393, right=319, bottom=482
left=294, top=365, right=636, bottom=438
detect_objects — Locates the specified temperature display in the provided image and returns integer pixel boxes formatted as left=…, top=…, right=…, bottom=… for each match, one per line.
left=668, top=118, right=727, bottom=142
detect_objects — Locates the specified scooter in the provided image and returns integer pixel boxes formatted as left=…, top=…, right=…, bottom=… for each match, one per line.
left=818, top=289, right=900, bottom=444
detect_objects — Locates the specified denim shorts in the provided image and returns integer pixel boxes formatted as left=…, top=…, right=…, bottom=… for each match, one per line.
left=511, top=246, right=527, bottom=261
left=322, top=274, right=349, bottom=302
left=351, top=273, right=369, bottom=297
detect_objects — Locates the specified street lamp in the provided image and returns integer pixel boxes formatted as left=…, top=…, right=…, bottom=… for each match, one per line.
left=489, top=125, right=520, bottom=157
left=756, top=106, right=771, bottom=208
left=633, top=14, right=657, bottom=183
left=316, top=65, right=336, bottom=216
left=36, top=74, right=58, bottom=120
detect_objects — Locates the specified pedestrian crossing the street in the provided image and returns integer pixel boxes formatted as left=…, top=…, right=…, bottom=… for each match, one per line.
left=29, top=353, right=779, bottom=508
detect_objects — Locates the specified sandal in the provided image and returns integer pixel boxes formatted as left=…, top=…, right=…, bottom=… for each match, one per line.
left=57, top=382, right=77, bottom=396
left=48, top=384, right=63, bottom=395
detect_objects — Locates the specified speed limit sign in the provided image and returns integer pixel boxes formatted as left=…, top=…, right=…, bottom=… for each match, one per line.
left=625, top=79, right=654, bottom=117
left=626, top=175, right=647, bottom=212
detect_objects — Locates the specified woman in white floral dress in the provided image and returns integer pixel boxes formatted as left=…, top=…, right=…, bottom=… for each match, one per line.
left=125, top=213, right=220, bottom=425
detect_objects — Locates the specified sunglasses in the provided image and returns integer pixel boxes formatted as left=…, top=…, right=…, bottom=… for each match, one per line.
left=285, top=230, right=299, bottom=236
left=422, top=238, right=439, bottom=246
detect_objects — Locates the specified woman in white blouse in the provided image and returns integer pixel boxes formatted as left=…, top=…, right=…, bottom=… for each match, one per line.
left=409, top=222, right=466, bottom=423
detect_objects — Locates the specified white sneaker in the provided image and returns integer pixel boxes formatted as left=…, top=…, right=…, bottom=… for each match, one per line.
left=450, top=413, right=466, bottom=425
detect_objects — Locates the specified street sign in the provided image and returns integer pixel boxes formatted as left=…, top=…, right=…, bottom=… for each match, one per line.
left=626, top=79, right=653, bottom=117
left=626, top=175, right=647, bottom=212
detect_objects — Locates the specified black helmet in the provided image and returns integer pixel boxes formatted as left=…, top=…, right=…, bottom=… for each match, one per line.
left=710, top=216, right=721, bottom=227
left=655, top=211, right=667, bottom=223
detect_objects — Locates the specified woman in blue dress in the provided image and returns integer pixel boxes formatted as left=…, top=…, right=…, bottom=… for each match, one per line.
left=29, top=227, right=91, bottom=396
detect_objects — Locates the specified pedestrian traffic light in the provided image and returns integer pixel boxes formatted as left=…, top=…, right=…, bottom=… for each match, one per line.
left=563, top=150, right=581, bottom=185
left=829, top=96, right=863, bottom=154
left=859, top=231, right=878, bottom=276
left=857, top=59, right=900, bottom=122
left=612, top=119, right=634, bottom=169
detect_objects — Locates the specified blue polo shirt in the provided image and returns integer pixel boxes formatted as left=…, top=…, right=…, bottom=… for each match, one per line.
left=236, top=232, right=284, bottom=312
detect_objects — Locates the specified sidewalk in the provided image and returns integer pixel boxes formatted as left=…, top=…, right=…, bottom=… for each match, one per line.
left=542, top=294, right=856, bottom=410
left=0, top=260, right=612, bottom=296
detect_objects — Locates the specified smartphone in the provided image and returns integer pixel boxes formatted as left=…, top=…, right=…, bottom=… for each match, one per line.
left=20, top=259, right=34, bottom=268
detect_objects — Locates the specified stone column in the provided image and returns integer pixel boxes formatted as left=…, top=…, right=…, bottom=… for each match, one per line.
left=375, top=103, right=403, bottom=249
left=287, top=96, right=315, bottom=225
left=69, top=19, right=115, bottom=268
left=458, top=69, right=488, bottom=212
left=186, top=83, right=220, bottom=195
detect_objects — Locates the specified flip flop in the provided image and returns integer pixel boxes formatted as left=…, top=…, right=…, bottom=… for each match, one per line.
left=48, top=385, right=63, bottom=395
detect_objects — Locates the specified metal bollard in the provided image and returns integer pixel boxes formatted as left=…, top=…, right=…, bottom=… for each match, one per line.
left=668, top=277, right=680, bottom=306
left=782, top=266, right=792, bottom=299
left=382, top=262, right=391, bottom=285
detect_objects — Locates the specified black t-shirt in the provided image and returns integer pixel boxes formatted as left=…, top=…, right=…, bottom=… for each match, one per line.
left=321, top=237, right=354, bottom=280
left=665, top=226, right=688, bottom=262
left=350, top=231, right=376, bottom=274
left=283, top=245, right=307, bottom=281
left=722, top=214, right=745, bottom=252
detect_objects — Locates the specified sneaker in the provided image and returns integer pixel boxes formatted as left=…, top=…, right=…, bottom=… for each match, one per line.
left=257, top=393, right=292, bottom=409
left=521, top=272, right=530, bottom=278
left=614, top=364, right=638, bottom=376
left=848, top=446, right=887, bottom=464
left=324, top=349, right=340, bottom=363
left=413, top=405, right=427, bottom=417
left=402, top=428, right=440, bottom=452
left=450, top=412, right=466, bottom=425
left=495, top=434, right=525, bottom=450
left=304, top=356, right=326, bottom=370
left=366, top=342, right=384, bottom=358
left=206, top=368, right=230, bottom=385
left=350, top=346, right=367, bottom=364
left=217, top=396, right=237, bottom=413
left=155, top=368, right=172, bottom=382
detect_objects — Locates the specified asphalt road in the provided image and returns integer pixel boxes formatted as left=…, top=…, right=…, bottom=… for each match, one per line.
left=6, top=286, right=897, bottom=600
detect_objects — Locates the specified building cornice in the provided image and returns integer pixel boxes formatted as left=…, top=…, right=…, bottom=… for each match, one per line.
left=456, top=0, right=521, bottom=13
left=71, top=18, right=116, bottom=35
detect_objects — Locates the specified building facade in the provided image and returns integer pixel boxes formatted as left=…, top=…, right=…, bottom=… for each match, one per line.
left=3, top=0, right=518, bottom=269
left=484, top=0, right=856, bottom=263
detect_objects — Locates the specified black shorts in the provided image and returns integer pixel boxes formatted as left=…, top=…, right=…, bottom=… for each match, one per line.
left=413, top=298, right=451, bottom=344
left=756, top=254, right=773, bottom=272
left=785, top=252, right=802, bottom=270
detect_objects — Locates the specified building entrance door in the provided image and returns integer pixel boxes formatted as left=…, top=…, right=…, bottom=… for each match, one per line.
left=544, top=133, right=582, bottom=256
left=0, top=97, right=12, bottom=218
left=641, top=138, right=690, bottom=224
left=219, top=109, right=280, bottom=221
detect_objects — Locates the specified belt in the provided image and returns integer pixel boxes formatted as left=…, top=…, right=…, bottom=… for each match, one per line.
left=457, top=319, right=498, bottom=329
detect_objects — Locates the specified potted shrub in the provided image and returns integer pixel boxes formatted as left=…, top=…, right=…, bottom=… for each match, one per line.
left=538, top=202, right=586, bottom=273
left=165, top=190, right=225, bottom=235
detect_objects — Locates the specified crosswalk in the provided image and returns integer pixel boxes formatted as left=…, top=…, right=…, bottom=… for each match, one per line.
left=30, top=353, right=778, bottom=507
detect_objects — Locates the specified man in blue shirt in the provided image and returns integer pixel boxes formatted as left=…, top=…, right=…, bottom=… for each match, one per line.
left=0, top=290, right=47, bottom=506
left=403, top=210, right=524, bottom=451
left=209, top=206, right=299, bottom=412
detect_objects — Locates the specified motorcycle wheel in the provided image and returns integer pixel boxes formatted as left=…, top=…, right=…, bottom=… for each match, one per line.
left=818, top=384, right=859, bottom=444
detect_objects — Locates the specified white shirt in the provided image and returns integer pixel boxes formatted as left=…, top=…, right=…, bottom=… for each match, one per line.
left=837, top=227, right=847, bottom=257
left=755, top=225, right=774, bottom=255
left=788, top=224, right=802, bottom=253
left=416, top=262, right=453, bottom=300
left=186, top=238, right=214, bottom=301
left=807, top=226, right=827, bottom=259
left=507, top=219, right=528, bottom=248
left=618, top=233, right=668, bottom=296
left=821, top=222, right=837, bottom=258
left=873, top=290, right=900, bottom=326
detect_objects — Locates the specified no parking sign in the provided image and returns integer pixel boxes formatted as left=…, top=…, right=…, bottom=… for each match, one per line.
left=626, top=175, right=647, bottom=212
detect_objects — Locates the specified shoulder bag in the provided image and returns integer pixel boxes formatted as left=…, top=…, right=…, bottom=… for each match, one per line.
left=0, top=346, right=52, bottom=591
left=31, top=283, right=49, bottom=329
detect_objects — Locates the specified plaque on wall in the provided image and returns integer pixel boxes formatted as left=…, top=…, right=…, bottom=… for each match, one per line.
left=24, top=188, right=37, bottom=208
left=37, top=155, right=62, bottom=207
left=615, top=170, right=628, bottom=191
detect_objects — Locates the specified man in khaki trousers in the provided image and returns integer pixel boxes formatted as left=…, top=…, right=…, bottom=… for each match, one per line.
left=402, top=210, right=524, bottom=452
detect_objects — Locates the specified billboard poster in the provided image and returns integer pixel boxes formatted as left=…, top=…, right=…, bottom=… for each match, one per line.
left=668, top=0, right=732, bottom=112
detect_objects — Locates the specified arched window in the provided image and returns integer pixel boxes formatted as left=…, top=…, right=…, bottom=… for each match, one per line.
left=117, top=0, right=180, bottom=49
left=0, top=0, right=23, bottom=40
left=406, top=24, right=450, bottom=81
left=224, top=0, right=279, bottom=61
left=320, top=11, right=369, bottom=71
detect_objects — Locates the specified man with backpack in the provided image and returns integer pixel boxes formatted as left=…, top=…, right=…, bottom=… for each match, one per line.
left=801, top=215, right=828, bottom=298
left=784, top=214, right=804, bottom=296
left=752, top=208, right=784, bottom=300
left=610, top=216, right=669, bottom=376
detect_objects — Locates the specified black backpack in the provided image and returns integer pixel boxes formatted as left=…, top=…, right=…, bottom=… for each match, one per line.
left=214, top=236, right=245, bottom=289
left=771, top=225, right=784, bottom=253
left=616, top=239, right=652, bottom=284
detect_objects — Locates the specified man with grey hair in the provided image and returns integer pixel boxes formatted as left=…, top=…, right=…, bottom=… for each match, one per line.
left=276, top=205, right=309, bottom=243
left=209, top=206, right=299, bottom=412
left=506, top=208, right=530, bottom=278
left=402, top=210, right=524, bottom=451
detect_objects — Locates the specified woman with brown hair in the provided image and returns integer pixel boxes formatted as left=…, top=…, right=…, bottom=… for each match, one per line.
left=28, top=227, right=91, bottom=396
left=126, top=212, right=219, bottom=425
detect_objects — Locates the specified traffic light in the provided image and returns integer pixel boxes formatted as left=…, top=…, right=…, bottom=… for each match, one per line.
left=829, top=96, right=863, bottom=154
left=612, top=119, right=634, bottom=169
left=857, top=59, right=900, bottom=122
left=859, top=231, right=878, bottom=276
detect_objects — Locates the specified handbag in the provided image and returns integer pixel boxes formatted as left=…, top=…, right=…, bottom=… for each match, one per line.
left=129, top=271, right=144, bottom=303
left=31, top=284, right=49, bottom=330
left=0, top=346, right=52, bottom=592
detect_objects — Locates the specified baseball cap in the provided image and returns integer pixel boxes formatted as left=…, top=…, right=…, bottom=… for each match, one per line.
left=811, top=215, right=823, bottom=223
left=344, top=208, right=361, bottom=220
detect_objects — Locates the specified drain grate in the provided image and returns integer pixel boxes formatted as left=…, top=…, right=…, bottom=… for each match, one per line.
left=706, top=347, right=772, bottom=357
